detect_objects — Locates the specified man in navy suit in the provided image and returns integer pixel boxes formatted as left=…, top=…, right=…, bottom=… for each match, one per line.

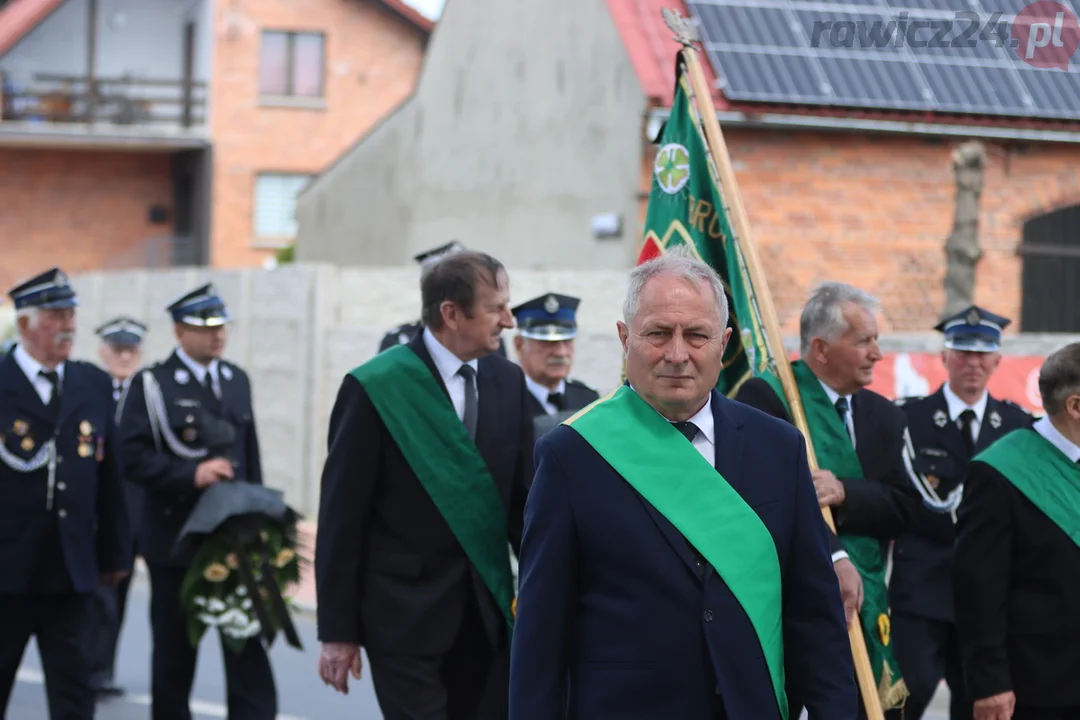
left=510, top=250, right=856, bottom=720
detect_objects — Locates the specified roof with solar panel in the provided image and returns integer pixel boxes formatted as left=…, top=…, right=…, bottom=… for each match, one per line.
left=610, top=0, right=1080, bottom=130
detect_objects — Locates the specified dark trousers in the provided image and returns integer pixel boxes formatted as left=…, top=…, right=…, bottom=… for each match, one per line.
left=891, top=612, right=970, bottom=720
left=0, top=593, right=94, bottom=720
left=147, top=564, right=277, bottom=720
left=87, top=572, right=132, bottom=689
left=367, top=595, right=507, bottom=720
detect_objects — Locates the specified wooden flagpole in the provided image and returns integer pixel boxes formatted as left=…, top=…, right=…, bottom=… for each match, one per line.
left=660, top=9, right=885, bottom=719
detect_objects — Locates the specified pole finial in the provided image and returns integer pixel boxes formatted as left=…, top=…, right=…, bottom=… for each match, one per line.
left=661, top=8, right=700, bottom=46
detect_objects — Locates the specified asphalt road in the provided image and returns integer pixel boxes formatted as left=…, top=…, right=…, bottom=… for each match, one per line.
left=11, top=574, right=380, bottom=719
left=11, top=574, right=952, bottom=719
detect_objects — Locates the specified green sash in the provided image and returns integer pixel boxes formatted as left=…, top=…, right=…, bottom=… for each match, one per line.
left=761, top=361, right=907, bottom=710
left=974, top=428, right=1080, bottom=547
left=349, top=345, right=515, bottom=636
left=565, top=386, right=788, bottom=720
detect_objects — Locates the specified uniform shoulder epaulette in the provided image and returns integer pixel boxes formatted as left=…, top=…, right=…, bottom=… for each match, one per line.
left=567, top=378, right=596, bottom=391
left=1000, top=398, right=1032, bottom=416
left=894, top=395, right=925, bottom=407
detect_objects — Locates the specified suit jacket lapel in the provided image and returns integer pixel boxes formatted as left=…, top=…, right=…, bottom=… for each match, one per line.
left=56, top=362, right=87, bottom=430
left=0, top=352, right=53, bottom=426
left=853, top=390, right=875, bottom=471
left=975, top=396, right=1005, bottom=453
left=525, top=391, right=545, bottom=418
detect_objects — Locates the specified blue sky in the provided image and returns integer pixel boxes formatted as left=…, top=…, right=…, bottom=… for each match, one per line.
left=401, top=0, right=445, bottom=20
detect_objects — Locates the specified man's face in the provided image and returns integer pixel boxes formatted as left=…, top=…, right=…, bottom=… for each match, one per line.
left=445, top=269, right=515, bottom=359
left=175, top=323, right=227, bottom=364
left=514, top=336, right=574, bottom=387
left=19, top=308, right=76, bottom=366
left=617, top=274, right=731, bottom=419
left=99, top=342, right=142, bottom=381
left=813, top=303, right=882, bottom=394
left=942, top=349, right=1000, bottom=397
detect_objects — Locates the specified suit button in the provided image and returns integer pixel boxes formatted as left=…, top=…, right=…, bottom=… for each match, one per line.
left=703, top=610, right=714, bottom=622
left=58, top=509, right=67, bottom=519
left=57, top=482, right=66, bottom=491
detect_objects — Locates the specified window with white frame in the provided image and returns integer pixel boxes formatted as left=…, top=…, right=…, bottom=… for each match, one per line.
left=253, top=173, right=310, bottom=243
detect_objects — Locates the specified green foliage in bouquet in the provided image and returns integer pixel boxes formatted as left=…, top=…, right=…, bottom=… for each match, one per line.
left=178, top=520, right=307, bottom=654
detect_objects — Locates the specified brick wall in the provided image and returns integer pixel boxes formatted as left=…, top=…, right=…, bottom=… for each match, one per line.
left=208, top=0, right=427, bottom=268
left=0, top=147, right=173, bottom=292
left=643, top=128, right=1080, bottom=334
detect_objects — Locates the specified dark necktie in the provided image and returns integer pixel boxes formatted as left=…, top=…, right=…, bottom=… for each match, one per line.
left=548, top=391, right=565, bottom=411
left=458, top=365, right=478, bottom=439
left=835, top=397, right=854, bottom=446
left=959, top=409, right=977, bottom=456
left=673, top=421, right=699, bottom=443
left=39, top=369, right=61, bottom=417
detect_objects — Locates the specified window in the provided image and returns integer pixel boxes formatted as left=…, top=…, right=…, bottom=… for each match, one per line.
left=253, top=173, right=310, bottom=242
left=259, top=31, right=325, bottom=99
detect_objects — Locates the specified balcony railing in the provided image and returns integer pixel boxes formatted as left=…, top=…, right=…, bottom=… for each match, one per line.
left=0, top=73, right=206, bottom=128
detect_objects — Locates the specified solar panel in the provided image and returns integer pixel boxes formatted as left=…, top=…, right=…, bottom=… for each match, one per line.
left=685, top=0, right=1080, bottom=121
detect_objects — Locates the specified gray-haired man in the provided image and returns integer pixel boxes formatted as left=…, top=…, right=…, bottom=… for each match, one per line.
left=734, top=281, right=918, bottom=717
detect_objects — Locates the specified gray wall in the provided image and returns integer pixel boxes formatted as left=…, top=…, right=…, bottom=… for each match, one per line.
left=295, top=0, right=649, bottom=270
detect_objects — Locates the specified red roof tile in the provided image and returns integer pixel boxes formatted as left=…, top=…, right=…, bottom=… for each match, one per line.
left=0, top=0, right=64, bottom=58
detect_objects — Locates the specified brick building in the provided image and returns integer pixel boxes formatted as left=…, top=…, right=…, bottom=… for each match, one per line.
left=0, top=0, right=431, bottom=292
left=295, top=0, right=1080, bottom=333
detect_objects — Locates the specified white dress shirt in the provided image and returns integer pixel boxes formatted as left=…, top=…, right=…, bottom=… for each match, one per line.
left=422, top=327, right=479, bottom=422
left=1033, top=416, right=1080, bottom=463
left=629, top=386, right=716, bottom=466
left=13, top=343, right=65, bottom=406
left=819, top=379, right=856, bottom=449
left=525, top=375, right=566, bottom=416
left=176, top=346, right=221, bottom=399
left=943, top=383, right=988, bottom=444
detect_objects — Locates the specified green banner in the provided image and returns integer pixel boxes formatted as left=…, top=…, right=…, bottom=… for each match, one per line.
left=762, top=362, right=908, bottom=710
left=640, top=70, right=773, bottom=396
left=565, top=386, right=787, bottom=719
left=349, top=345, right=515, bottom=637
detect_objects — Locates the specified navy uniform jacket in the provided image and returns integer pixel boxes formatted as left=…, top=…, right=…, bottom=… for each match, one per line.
left=0, top=352, right=130, bottom=594
left=113, top=377, right=145, bottom=561
left=118, top=351, right=263, bottom=568
left=890, top=387, right=1032, bottom=622
left=510, top=390, right=856, bottom=720
left=524, top=378, right=599, bottom=418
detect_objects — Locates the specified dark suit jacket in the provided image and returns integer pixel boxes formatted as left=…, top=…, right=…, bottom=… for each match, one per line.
left=0, top=352, right=129, bottom=594
left=524, top=378, right=599, bottom=418
left=509, top=390, right=856, bottom=720
left=891, top=387, right=1032, bottom=621
left=954, top=458, right=1080, bottom=707
left=734, top=378, right=917, bottom=556
left=119, top=351, right=263, bottom=567
left=315, top=335, right=533, bottom=656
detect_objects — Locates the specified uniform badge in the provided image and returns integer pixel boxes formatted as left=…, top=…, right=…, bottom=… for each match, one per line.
left=221, top=365, right=233, bottom=381
left=544, top=295, right=560, bottom=314
left=927, top=475, right=940, bottom=489
left=185, top=415, right=195, bottom=424
left=79, top=420, right=92, bottom=437
left=12, top=420, right=28, bottom=436
left=20, top=436, right=35, bottom=452
left=933, top=410, right=948, bottom=428
left=989, top=410, right=1001, bottom=429
left=96, top=437, right=105, bottom=462
left=78, top=442, right=93, bottom=458
left=183, top=428, right=198, bottom=443
left=175, top=368, right=190, bottom=385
